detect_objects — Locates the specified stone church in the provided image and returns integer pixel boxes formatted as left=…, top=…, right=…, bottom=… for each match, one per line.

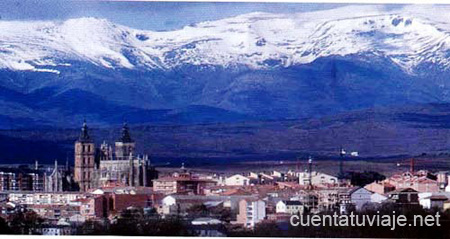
left=44, top=160, right=77, bottom=192
left=74, top=121, right=157, bottom=192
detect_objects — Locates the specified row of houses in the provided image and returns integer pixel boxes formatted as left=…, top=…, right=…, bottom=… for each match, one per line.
left=220, top=171, right=338, bottom=187
left=4, top=166, right=450, bottom=233
left=0, top=187, right=164, bottom=225
left=363, top=170, right=450, bottom=195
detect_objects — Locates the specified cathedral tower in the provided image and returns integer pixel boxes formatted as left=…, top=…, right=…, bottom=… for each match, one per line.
left=115, top=122, right=135, bottom=160
left=74, top=121, right=96, bottom=191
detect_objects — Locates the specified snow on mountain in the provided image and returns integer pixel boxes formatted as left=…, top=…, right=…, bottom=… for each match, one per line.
left=1, top=5, right=450, bottom=74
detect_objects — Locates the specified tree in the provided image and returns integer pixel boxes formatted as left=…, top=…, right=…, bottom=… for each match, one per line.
left=142, top=216, right=192, bottom=236
left=210, top=206, right=233, bottom=222
left=8, top=210, right=43, bottom=235
left=346, top=171, right=385, bottom=187
left=0, top=216, right=12, bottom=234
left=109, top=208, right=144, bottom=235
left=186, top=204, right=209, bottom=217
left=108, top=208, right=192, bottom=236
left=79, top=219, right=107, bottom=235
left=252, top=221, right=284, bottom=237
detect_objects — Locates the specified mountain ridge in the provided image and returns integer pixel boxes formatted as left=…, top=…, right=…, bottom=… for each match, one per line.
left=1, top=52, right=450, bottom=128
left=2, top=5, right=450, bottom=130
left=2, top=6, right=450, bottom=73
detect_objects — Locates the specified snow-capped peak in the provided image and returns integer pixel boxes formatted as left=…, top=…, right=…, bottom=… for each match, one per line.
left=1, top=5, right=450, bottom=74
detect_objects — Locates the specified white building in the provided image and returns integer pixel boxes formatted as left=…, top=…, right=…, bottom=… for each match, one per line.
left=237, top=199, right=266, bottom=228
left=224, top=174, right=250, bottom=186
left=41, top=226, right=73, bottom=236
left=160, top=194, right=258, bottom=215
left=370, top=192, right=388, bottom=204
left=41, top=219, right=73, bottom=236
left=350, top=187, right=373, bottom=210
left=271, top=171, right=283, bottom=178
left=276, top=200, right=304, bottom=215
left=191, top=218, right=225, bottom=237
left=192, top=217, right=222, bottom=225
left=339, top=187, right=372, bottom=213
left=299, top=171, right=338, bottom=186
left=444, top=175, right=450, bottom=192
left=8, top=192, right=84, bottom=206
left=246, top=172, right=259, bottom=179
left=419, top=192, right=450, bottom=210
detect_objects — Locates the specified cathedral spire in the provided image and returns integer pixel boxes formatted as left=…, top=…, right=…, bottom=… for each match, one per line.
left=119, top=122, right=134, bottom=143
left=78, top=120, right=92, bottom=142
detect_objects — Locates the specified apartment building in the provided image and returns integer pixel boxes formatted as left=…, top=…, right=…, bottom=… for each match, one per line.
left=236, top=199, right=266, bottom=228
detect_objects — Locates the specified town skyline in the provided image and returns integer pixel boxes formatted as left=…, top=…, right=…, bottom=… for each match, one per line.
left=1, top=1, right=450, bottom=237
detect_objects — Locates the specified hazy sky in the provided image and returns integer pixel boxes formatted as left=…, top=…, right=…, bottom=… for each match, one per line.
left=0, top=0, right=408, bottom=31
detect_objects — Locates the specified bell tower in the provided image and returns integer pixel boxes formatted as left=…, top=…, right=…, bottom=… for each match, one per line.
left=74, top=121, right=96, bottom=191
left=115, top=122, right=135, bottom=160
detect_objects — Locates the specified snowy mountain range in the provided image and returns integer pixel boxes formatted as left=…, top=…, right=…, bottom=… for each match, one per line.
left=2, top=5, right=450, bottom=73
left=2, top=5, right=450, bottom=128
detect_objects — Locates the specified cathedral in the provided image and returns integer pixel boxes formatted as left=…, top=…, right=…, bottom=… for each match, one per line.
left=74, top=121, right=157, bottom=192
left=44, top=160, right=78, bottom=192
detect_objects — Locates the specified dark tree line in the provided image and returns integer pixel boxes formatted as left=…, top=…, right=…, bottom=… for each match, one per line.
left=4, top=203, right=449, bottom=237
left=0, top=210, right=44, bottom=235
left=79, top=208, right=193, bottom=236
left=186, top=203, right=233, bottom=222
left=227, top=203, right=450, bottom=238
left=345, top=171, right=386, bottom=187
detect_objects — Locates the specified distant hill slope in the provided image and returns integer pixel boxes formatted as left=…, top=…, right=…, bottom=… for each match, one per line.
left=1, top=53, right=450, bottom=129
left=2, top=103, right=450, bottom=165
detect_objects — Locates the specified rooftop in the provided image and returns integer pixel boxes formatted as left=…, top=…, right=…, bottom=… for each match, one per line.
left=283, top=200, right=303, bottom=206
